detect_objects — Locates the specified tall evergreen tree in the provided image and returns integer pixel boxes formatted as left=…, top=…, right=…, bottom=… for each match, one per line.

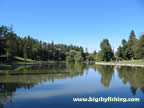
left=133, top=34, right=144, bottom=59
left=0, top=25, right=8, bottom=56
left=127, top=30, right=137, bottom=60
left=6, top=32, right=17, bottom=58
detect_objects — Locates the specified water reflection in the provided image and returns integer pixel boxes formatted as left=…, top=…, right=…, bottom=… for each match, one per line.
left=117, top=66, right=144, bottom=96
left=0, top=64, right=144, bottom=107
left=96, top=65, right=114, bottom=88
left=0, top=63, right=85, bottom=107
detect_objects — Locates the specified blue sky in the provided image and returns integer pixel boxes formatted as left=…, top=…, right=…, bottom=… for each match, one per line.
left=0, top=0, right=144, bottom=52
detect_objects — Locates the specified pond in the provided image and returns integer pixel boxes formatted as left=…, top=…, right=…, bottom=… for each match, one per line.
left=0, top=63, right=144, bottom=108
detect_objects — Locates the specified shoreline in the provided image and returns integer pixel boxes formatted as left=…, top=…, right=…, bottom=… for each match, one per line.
left=95, top=62, right=144, bottom=67
left=0, top=61, right=60, bottom=70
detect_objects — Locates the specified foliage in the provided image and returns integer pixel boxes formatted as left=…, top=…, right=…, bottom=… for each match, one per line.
left=1, top=25, right=144, bottom=63
left=116, top=30, right=137, bottom=60
left=116, top=39, right=129, bottom=60
left=0, top=25, right=85, bottom=62
left=127, top=30, right=137, bottom=59
left=85, top=51, right=97, bottom=61
left=66, top=50, right=83, bottom=62
left=74, top=55, right=83, bottom=62
left=133, top=34, right=144, bottom=59
left=97, top=39, right=114, bottom=61
left=66, top=56, right=74, bottom=62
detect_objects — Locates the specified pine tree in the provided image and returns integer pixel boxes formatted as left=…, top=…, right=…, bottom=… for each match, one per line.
left=127, top=30, right=137, bottom=60
left=133, top=34, right=144, bottom=59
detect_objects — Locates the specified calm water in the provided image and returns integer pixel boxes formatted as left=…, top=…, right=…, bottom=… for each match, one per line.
left=0, top=63, right=144, bottom=108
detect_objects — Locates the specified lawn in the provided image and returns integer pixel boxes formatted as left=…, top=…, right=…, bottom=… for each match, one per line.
left=96, top=60, right=144, bottom=65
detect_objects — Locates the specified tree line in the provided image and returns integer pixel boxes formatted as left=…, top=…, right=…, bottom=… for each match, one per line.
left=0, top=25, right=89, bottom=62
left=116, top=30, right=144, bottom=60
left=0, top=25, right=144, bottom=62
left=96, top=30, right=144, bottom=61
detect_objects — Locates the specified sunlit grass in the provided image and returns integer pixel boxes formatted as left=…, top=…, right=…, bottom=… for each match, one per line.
left=118, top=60, right=144, bottom=65
left=96, top=60, right=144, bottom=65
left=14, top=56, right=33, bottom=62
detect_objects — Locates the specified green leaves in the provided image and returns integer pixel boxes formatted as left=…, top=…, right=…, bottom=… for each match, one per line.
left=97, top=39, right=113, bottom=61
left=116, top=30, right=137, bottom=60
left=66, top=50, right=83, bottom=62
left=133, top=34, right=144, bottom=59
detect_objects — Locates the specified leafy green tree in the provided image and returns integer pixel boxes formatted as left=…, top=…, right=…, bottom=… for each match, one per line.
left=65, top=50, right=84, bottom=62
left=116, top=39, right=128, bottom=60
left=96, top=51, right=103, bottom=61
left=97, top=39, right=113, bottom=61
left=116, top=46, right=123, bottom=60
left=74, top=52, right=83, bottom=62
left=74, top=55, right=83, bottom=62
left=66, top=56, right=73, bottom=62
left=86, top=52, right=96, bottom=61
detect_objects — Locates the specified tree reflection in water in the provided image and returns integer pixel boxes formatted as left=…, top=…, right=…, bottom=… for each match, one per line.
left=96, top=65, right=114, bottom=88
left=0, top=64, right=144, bottom=107
left=116, top=66, right=144, bottom=96
left=0, top=63, right=85, bottom=107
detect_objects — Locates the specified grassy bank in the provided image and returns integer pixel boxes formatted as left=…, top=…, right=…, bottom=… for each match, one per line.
left=0, top=56, right=58, bottom=69
left=95, top=60, right=144, bottom=67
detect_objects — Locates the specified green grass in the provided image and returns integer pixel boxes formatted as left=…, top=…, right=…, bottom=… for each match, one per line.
left=96, top=60, right=144, bottom=65
left=0, top=56, right=60, bottom=70
left=0, top=56, right=36, bottom=69
left=117, top=60, right=144, bottom=65
left=14, top=56, right=33, bottom=62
